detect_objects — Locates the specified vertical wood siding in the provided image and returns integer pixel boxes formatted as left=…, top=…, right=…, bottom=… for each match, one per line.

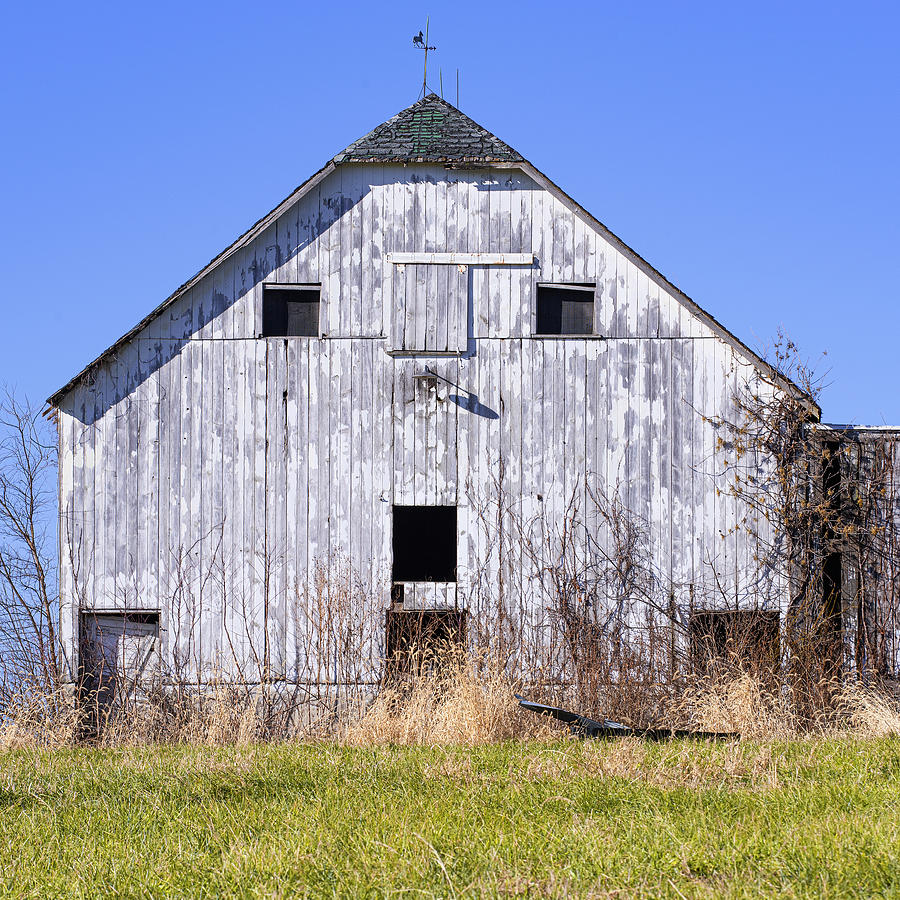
left=56, top=163, right=784, bottom=682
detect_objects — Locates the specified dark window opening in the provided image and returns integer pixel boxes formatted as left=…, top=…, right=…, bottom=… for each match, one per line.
left=384, top=608, right=467, bottom=680
left=536, top=283, right=595, bottom=335
left=689, top=610, right=780, bottom=675
left=262, top=284, right=320, bottom=337
left=392, top=505, right=457, bottom=582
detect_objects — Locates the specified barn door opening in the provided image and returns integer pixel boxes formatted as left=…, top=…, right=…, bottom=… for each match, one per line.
left=79, top=611, right=159, bottom=734
left=689, top=610, right=780, bottom=677
left=383, top=608, right=467, bottom=681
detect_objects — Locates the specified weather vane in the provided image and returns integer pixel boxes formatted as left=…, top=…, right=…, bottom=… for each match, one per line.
left=412, top=19, right=436, bottom=98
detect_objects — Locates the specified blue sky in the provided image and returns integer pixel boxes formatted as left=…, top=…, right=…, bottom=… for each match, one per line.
left=1, top=0, right=897, bottom=423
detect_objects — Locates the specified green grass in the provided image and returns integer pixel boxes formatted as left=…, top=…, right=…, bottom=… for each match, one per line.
left=1, top=738, right=899, bottom=898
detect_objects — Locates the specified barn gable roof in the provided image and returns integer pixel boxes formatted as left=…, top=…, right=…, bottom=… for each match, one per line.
left=333, top=94, right=523, bottom=164
left=47, top=95, right=817, bottom=415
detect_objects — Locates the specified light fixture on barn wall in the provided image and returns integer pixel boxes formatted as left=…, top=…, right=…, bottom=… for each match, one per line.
left=413, top=368, right=439, bottom=390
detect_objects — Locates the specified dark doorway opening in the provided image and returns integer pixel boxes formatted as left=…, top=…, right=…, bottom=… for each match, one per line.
left=689, top=610, right=780, bottom=675
left=392, top=505, right=457, bottom=582
left=384, top=608, right=467, bottom=680
left=78, top=611, right=160, bottom=737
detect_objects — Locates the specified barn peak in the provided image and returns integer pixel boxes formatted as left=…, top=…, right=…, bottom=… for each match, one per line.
left=333, top=94, right=524, bottom=165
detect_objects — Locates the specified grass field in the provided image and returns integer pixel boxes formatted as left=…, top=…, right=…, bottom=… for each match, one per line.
left=1, top=737, right=898, bottom=898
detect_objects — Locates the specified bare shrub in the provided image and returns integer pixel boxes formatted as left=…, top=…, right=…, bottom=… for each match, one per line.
left=0, top=392, right=60, bottom=710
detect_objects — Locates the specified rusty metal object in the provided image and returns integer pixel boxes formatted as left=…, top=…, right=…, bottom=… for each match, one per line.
left=515, top=695, right=739, bottom=741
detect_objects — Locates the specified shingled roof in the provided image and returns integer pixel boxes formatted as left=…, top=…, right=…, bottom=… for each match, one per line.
left=333, top=94, right=523, bottom=164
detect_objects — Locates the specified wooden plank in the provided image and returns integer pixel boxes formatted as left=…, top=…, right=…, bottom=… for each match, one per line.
left=386, top=252, right=534, bottom=265
left=518, top=337, right=536, bottom=637
left=95, top=365, right=115, bottom=608
left=230, top=245, right=248, bottom=340
left=290, top=338, right=310, bottom=678
left=483, top=339, right=503, bottom=616
left=426, top=262, right=441, bottom=352
left=413, top=359, right=427, bottom=506
left=414, top=261, right=427, bottom=351
left=350, top=340, right=365, bottom=596
left=265, top=339, right=287, bottom=678
left=513, top=173, right=531, bottom=339
left=498, top=177, right=513, bottom=338
left=389, top=263, right=405, bottom=351
left=360, top=339, right=375, bottom=610
left=402, top=261, right=417, bottom=351
left=652, top=340, right=670, bottom=594
left=252, top=339, right=268, bottom=678
left=172, top=339, right=193, bottom=673
left=347, top=166, right=364, bottom=338
left=305, top=341, right=324, bottom=652
left=220, top=339, right=237, bottom=675
left=473, top=177, right=491, bottom=339
left=359, top=168, right=376, bottom=337
left=375, top=343, right=393, bottom=619
left=455, top=354, right=471, bottom=609
left=382, top=168, right=402, bottom=342
left=323, top=182, right=341, bottom=338
left=504, top=338, right=523, bottom=648
left=423, top=173, right=437, bottom=253
left=297, top=182, right=318, bottom=285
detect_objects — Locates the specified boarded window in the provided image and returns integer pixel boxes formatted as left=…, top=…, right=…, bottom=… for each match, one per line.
left=391, top=264, right=469, bottom=352
left=689, top=610, right=780, bottom=674
left=536, top=283, right=595, bottom=335
left=384, top=608, right=466, bottom=679
left=262, top=284, right=320, bottom=336
left=79, top=611, right=160, bottom=732
left=392, top=505, right=457, bottom=582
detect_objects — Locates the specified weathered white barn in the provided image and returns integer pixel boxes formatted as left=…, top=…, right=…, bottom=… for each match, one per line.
left=47, top=95, right=898, bottom=695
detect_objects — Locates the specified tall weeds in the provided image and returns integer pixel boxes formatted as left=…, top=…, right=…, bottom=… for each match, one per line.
left=3, top=665, right=899, bottom=749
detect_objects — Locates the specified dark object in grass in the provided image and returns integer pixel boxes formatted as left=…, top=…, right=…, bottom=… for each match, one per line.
left=515, top=695, right=739, bottom=741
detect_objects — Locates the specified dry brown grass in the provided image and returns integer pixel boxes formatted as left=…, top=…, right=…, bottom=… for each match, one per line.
left=835, top=681, right=900, bottom=737
left=0, top=689, right=80, bottom=749
left=3, top=667, right=900, bottom=749
left=0, top=682, right=309, bottom=749
left=671, top=673, right=801, bottom=739
left=418, top=739, right=780, bottom=790
left=342, top=652, right=558, bottom=746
